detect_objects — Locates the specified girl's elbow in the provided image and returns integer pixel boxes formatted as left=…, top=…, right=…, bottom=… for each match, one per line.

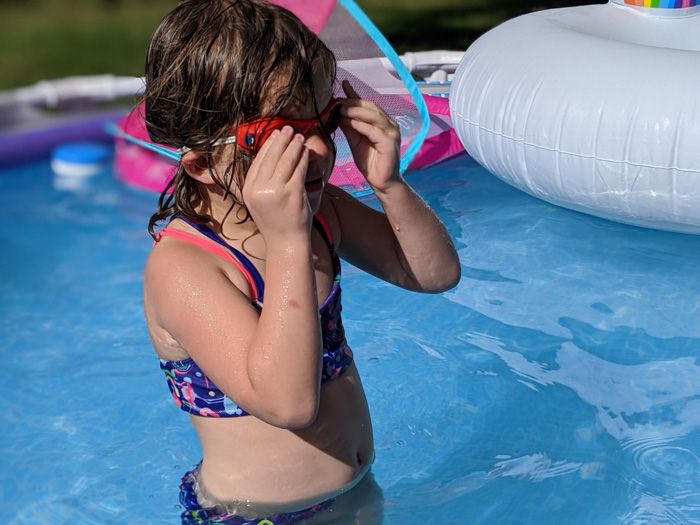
left=273, top=398, right=319, bottom=429
left=424, top=263, right=461, bottom=293
left=442, top=263, right=461, bottom=291
left=254, top=386, right=319, bottom=429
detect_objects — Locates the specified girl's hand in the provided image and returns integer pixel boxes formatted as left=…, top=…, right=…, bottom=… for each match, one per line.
left=339, top=80, right=402, bottom=193
left=242, top=126, right=311, bottom=242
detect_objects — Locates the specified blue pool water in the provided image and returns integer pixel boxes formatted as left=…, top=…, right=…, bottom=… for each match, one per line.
left=1, top=155, right=699, bottom=524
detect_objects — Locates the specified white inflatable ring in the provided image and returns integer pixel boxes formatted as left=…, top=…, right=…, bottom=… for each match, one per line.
left=450, top=0, right=700, bottom=234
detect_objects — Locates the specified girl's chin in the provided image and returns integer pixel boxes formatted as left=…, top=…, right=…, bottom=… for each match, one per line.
left=307, top=188, right=324, bottom=211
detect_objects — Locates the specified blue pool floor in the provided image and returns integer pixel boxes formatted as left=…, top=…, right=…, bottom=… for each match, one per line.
left=0, top=154, right=699, bottom=524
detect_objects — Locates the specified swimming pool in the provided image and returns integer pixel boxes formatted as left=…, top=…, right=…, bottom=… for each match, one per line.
left=1, top=154, right=699, bottom=524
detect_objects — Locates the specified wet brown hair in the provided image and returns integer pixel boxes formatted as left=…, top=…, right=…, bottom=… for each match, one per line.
left=144, top=0, right=336, bottom=237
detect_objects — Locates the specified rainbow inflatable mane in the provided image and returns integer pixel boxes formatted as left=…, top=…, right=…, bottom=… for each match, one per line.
left=624, top=0, right=697, bottom=7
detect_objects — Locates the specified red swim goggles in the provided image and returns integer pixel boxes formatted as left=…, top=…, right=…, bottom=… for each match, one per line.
left=179, top=97, right=344, bottom=155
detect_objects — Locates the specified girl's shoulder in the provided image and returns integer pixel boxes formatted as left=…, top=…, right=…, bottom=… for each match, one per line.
left=144, top=226, right=220, bottom=308
left=145, top=220, right=254, bottom=307
left=147, top=220, right=217, bottom=273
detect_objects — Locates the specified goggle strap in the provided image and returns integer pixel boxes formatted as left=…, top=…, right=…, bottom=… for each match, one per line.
left=177, top=136, right=238, bottom=156
left=176, top=98, right=342, bottom=156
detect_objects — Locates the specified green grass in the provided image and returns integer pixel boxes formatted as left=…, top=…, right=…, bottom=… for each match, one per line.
left=362, top=0, right=604, bottom=52
left=0, top=0, right=599, bottom=90
left=0, top=0, right=175, bottom=88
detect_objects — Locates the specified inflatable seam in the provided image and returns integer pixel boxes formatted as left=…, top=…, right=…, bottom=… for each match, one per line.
left=592, top=106, right=605, bottom=209
left=670, top=112, right=683, bottom=218
left=454, top=118, right=700, bottom=173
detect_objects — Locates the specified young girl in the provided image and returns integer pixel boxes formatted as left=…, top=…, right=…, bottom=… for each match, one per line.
left=142, top=1, right=460, bottom=523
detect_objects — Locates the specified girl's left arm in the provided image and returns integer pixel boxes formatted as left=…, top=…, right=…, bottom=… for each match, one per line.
left=328, top=81, right=461, bottom=293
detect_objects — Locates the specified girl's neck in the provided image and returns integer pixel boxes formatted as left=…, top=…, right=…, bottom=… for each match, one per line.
left=193, top=193, right=258, bottom=239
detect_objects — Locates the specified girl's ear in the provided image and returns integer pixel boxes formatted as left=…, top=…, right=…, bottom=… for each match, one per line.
left=181, top=150, right=215, bottom=184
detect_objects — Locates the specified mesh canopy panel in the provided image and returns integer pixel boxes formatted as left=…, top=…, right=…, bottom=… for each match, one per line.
left=291, top=0, right=429, bottom=190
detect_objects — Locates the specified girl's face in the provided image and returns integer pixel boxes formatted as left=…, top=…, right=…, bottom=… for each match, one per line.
left=270, top=71, right=338, bottom=213
left=209, top=72, right=338, bottom=215
left=297, top=89, right=338, bottom=213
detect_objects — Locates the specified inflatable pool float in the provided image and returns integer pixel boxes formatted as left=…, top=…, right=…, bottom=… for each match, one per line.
left=450, top=0, right=700, bottom=234
left=0, top=75, right=142, bottom=170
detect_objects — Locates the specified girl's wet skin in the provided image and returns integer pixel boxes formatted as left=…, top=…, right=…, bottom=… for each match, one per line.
left=142, top=1, right=459, bottom=520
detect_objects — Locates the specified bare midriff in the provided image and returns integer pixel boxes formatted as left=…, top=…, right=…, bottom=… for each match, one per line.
left=191, top=362, right=374, bottom=505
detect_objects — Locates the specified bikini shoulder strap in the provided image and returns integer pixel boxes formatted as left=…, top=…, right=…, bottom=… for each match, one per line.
left=158, top=214, right=265, bottom=303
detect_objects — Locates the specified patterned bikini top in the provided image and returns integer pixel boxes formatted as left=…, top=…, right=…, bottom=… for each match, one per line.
left=156, top=213, right=353, bottom=417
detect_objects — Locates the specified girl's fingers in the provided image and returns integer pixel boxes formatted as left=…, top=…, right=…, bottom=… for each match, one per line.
left=342, top=105, right=397, bottom=134
left=344, top=115, right=399, bottom=146
left=341, top=79, right=397, bottom=131
left=288, top=145, right=310, bottom=190
left=246, top=129, right=278, bottom=182
left=341, top=94, right=396, bottom=130
left=341, top=97, right=381, bottom=113
left=341, top=80, right=385, bottom=118
left=275, top=133, right=306, bottom=182
left=338, top=118, right=366, bottom=154
left=252, top=127, right=295, bottom=180
left=342, top=79, right=360, bottom=99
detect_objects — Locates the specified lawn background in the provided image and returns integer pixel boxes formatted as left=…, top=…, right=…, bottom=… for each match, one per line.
left=0, top=0, right=602, bottom=90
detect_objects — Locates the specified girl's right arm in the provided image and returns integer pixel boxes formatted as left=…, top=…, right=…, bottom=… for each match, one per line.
left=146, top=127, right=323, bottom=429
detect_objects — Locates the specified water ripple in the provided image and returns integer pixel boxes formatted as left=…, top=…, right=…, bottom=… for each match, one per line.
left=620, top=437, right=700, bottom=524
left=631, top=442, right=700, bottom=489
